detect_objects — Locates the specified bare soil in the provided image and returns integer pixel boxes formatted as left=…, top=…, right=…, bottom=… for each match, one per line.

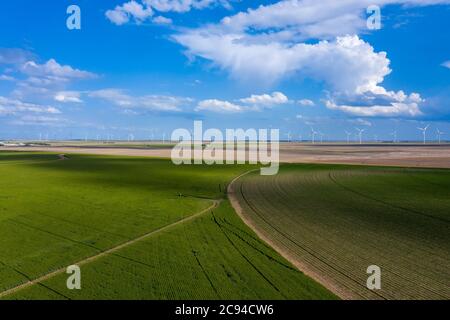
left=2, top=144, right=449, bottom=168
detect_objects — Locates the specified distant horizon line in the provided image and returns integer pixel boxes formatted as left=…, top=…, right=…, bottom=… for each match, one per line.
left=0, top=139, right=449, bottom=144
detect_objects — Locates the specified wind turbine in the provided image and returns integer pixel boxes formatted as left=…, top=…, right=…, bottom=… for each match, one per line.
left=310, top=127, right=318, bottom=144
left=436, top=129, right=444, bottom=144
left=286, top=132, right=291, bottom=143
left=390, top=130, right=397, bottom=143
left=345, top=131, right=352, bottom=144
left=189, top=129, right=194, bottom=144
left=127, top=133, right=134, bottom=142
left=355, top=128, right=365, bottom=145
left=417, top=125, right=429, bottom=145
left=318, top=131, right=324, bottom=144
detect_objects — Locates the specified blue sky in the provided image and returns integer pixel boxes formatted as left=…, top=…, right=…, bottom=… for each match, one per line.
left=0, top=0, right=449, bottom=141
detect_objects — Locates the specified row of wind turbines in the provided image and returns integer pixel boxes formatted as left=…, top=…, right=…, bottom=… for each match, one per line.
left=36, top=126, right=445, bottom=145
left=283, top=125, right=446, bottom=144
left=37, top=132, right=170, bottom=143
left=416, top=125, right=445, bottom=144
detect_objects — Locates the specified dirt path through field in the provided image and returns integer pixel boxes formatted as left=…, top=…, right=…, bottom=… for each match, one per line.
left=0, top=199, right=220, bottom=299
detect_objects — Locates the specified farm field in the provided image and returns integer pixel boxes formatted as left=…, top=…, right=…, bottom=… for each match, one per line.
left=230, top=164, right=450, bottom=299
left=0, top=152, right=335, bottom=300
left=3, top=143, right=450, bottom=168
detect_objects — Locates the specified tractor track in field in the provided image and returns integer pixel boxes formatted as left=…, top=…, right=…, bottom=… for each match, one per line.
left=217, top=218, right=298, bottom=272
left=211, top=212, right=288, bottom=299
left=0, top=199, right=220, bottom=299
left=192, top=250, right=220, bottom=298
left=327, top=172, right=450, bottom=224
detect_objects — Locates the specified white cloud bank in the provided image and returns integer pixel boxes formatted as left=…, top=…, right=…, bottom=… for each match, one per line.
left=0, top=48, right=35, bottom=65
left=442, top=60, right=450, bottom=69
left=0, top=75, right=14, bottom=81
left=326, top=100, right=422, bottom=117
left=89, top=89, right=192, bottom=112
left=106, top=0, right=228, bottom=25
left=152, top=15, right=173, bottom=25
left=196, top=99, right=243, bottom=113
left=11, top=115, right=69, bottom=127
left=325, top=88, right=423, bottom=117
left=175, top=32, right=394, bottom=94
left=215, top=0, right=450, bottom=40
left=54, top=91, right=83, bottom=103
left=0, top=96, right=61, bottom=116
left=20, top=59, right=95, bottom=80
left=0, top=49, right=97, bottom=126
left=196, top=91, right=290, bottom=113
left=106, top=1, right=153, bottom=25
left=6, top=57, right=96, bottom=102
left=298, top=99, right=315, bottom=106
left=144, top=0, right=220, bottom=13
left=173, top=0, right=450, bottom=117
left=239, top=91, right=288, bottom=106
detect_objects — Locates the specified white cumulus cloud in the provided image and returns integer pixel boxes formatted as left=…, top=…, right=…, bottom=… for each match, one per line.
left=143, top=0, right=218, bottom=13
left=196, top=99, right=243, bottom=113
left=152, top=15, right=173, bottom=24
left=54, top=91, right=83, bottom=103
left=217, top=0, right=450, bottom=40
left=106, top=0, right=153, bottom=25
left=196, top=91, right=290, bottom=113
left=325, top=88, right=423, bottom=117
left=326, top=100, right=422, bottom=117
left=106, top=0, right=229, bottom=25
left=175, top=33, right=391, bottom=93
left=298, top=99, right=315, bottom=106
left=172, top=0, right=450, bottom=118
left=0, top=96, right=61, bottom=115
left=21, top=59, right=95, bottom=80
left=6, top=56, right=96, bottom=103
left=239, top=91, right=288, bottom=105
left=350, top=118, right=372, bottom=126
left=89, top=89, right=191, bottom=112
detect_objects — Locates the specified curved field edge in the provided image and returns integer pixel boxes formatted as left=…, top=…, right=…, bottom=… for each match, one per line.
left=229, top=164, right=450, bottom=300
left=228, top=170, right=352, bottom=299
left=0, top=152, right=336, bottom=300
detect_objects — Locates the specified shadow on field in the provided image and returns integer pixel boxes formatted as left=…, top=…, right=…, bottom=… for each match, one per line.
left=33, top=154, right=256, bottom=199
